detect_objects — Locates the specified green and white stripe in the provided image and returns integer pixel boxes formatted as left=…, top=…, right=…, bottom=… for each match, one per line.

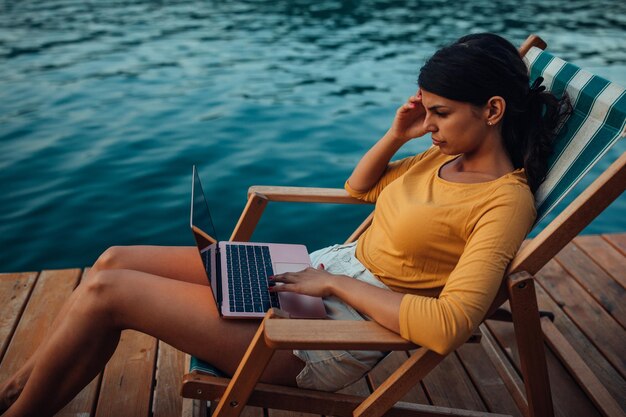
left=523, top=46, right=626, bottom=223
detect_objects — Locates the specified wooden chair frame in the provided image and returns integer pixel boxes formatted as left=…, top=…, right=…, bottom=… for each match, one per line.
left=182, top=35, right=626, bottom=417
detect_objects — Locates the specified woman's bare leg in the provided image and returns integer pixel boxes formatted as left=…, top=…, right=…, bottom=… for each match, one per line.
left=85, top=245, right=209, bottom=285
left=0, top=245, right=218, bottom=411
left=3, top=268, right=304, bottom=417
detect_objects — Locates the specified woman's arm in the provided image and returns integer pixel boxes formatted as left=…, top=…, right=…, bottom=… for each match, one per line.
left=328, top=273, right=404, bottom=332
left=398, top=186, right=537, bottom=355
left=347, top=91, right=429, bottom=192
left=269, top=267, right=404, bottom=333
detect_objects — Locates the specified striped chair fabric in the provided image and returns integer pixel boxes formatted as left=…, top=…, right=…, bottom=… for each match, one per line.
left=524, top=46, right=626, bottom=223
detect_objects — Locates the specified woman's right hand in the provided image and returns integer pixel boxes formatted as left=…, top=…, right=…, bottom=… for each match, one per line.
left=387, top=90, right=428, bottom=143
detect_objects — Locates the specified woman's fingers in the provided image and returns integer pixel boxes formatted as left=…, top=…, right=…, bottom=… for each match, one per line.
left=398, top=93, right=422, bottom=113
left=268, top=273, right=299, bottom=293
left=272, top=274, right=287, bottom=283
left=268, top=283, right=294, bottom=292
left=267, top=267, right=333, bottom=298
left=270, top=268, right=310, bottom=284
left=271, top=270, right=301, bottom=282
left=399, top=102, right=416, bottom=113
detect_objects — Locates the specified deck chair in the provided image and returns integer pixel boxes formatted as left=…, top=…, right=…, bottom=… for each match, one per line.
left=181, top=34, right=626, bottom=417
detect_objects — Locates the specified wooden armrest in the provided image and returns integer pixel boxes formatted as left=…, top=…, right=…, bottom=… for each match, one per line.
left=264, top=316, right=416, bottom=351
left=248, top=186, right=371, bottom=205
left=231, top=186, right=371, bottom=241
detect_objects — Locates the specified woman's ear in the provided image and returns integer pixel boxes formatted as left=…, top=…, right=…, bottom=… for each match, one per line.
left=485, top=96, right=506, bottom=126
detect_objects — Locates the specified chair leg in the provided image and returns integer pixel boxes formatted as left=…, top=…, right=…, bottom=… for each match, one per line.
left=507, top=271, right=554, bottom=417
left=212, top=311, right=277, bottom=417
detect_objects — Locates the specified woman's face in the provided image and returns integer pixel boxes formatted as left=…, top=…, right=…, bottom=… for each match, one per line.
left=419, top=89, right=492, bottom=156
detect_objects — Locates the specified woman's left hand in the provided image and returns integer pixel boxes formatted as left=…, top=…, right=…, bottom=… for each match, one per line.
left=269, top=265, right=336, bottom=298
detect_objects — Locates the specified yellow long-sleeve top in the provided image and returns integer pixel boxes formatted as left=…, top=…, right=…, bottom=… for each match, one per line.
left=344, top=146, right=536, bottom=355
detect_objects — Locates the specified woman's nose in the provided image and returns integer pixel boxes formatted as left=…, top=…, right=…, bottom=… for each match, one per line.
left=423, top=115, right=437, bottom=132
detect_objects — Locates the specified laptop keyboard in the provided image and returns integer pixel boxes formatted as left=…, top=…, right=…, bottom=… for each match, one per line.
left=226, top=244, right=280, bottom=313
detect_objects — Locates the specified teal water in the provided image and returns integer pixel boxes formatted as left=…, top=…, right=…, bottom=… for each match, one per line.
left=1, top=0, right=625, bottom=273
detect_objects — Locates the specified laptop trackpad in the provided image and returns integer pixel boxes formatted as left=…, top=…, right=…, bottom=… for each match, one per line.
left=274, top=263, right=327, bottom=319
left=274, top=262, right=308, bottom=274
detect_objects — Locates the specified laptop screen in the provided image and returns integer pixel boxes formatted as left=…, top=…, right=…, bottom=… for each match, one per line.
left=190, top=165, right=220, bottom=248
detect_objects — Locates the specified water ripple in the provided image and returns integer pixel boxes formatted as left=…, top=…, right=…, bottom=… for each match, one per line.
left=0, top=0, right=625, bottom=272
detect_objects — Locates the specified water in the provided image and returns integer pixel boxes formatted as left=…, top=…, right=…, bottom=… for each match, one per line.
left=1, top=0, right=625, bottom=273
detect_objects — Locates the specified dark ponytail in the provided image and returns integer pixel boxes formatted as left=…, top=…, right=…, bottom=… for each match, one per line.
left=418, top=33, right=571, bottom=193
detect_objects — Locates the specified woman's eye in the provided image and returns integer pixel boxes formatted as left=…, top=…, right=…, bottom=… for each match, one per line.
left=435, top=112, right=448, bottom=117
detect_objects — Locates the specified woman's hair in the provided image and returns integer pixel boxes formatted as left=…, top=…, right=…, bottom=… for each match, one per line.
left=418, top=33, right=571, bottom=193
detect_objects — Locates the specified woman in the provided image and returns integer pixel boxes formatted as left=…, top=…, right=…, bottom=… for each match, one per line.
left=1, top=33, right=567, bottom=415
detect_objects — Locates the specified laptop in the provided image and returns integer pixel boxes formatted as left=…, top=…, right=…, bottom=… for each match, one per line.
left=190, top=166, right=327, bottom=319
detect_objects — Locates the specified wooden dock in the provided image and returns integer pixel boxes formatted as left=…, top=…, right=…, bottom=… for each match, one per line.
left=1, top=233, right=624, bottom=417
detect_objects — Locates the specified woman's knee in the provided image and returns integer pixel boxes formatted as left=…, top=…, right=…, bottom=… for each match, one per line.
left=73, top=270, right=121, bottom=323
left=92, top=246, right=129, bottom=273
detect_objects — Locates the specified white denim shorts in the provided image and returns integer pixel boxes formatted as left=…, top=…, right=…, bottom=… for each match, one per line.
left=293, top=242, right=390, bottom=392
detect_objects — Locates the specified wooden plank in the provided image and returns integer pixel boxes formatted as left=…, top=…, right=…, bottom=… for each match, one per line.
left=421, top=353, right=487, bottom=412
left=574, top=235, right=626, bottom=288
left=0, top=269, right=81, bottom=380
left=366, top=351, right=429, bottom=405
left=95, top=330, right=157, bottom=417
left=533, top=284, right=626, bottom=410
left=485, top=318, right=602, bottom=417
left=456, top=343, right=523, bottom=417
left=555, top=243, right=626, bottom=327
left=0, top=269, right=100, bottom=417
left=541, top=318, right=624, bottom=417
left=153, top=341, right=185, bottom=417
left=0, top=272, right=38, bottom=362
left=603, top=233, right=626, bottom=256
left=535, top=259, right=626, bottom=377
